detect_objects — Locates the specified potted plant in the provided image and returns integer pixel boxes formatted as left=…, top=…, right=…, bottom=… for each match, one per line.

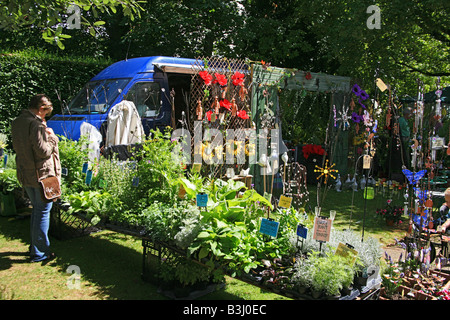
left=380, top=258, right=404, bottom=299
left=291, top=257, right=313, bottom=295
left=376, top=199, right=404, bottom=225
left=329, top=229, right=382, bottom=289
left=306, top=251, right=355, bottom=299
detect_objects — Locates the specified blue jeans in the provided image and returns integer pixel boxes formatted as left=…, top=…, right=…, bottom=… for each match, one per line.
left=24, top=186, right=53, bottom=262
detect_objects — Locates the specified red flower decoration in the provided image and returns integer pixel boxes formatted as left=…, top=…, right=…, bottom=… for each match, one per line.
left=206, top=110, right=213, bottom=121
left=305, top=72, right=312, bottom=80
left=236, top=110, right=249, bottom=120
left=220, top=99, right=232, bottom=111
left=302, top=144, right=325, bottom=159
left=199, top=71, right=213, bottom=85
left=213, top=73, right=227, bottom=86
left=231, top=71, right=245, bottom=86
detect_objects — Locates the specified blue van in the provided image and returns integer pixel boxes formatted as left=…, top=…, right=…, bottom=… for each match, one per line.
left=47, top=56, right=201, bottom=140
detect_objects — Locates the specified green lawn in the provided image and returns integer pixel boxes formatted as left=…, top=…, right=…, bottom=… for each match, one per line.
left=0, top=185, right=412, bottom=300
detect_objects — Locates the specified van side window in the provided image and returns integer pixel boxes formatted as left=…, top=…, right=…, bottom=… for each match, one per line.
left=125, top=82, right=161, bottom=117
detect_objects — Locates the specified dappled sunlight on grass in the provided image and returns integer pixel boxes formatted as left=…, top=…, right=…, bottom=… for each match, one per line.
left=304, top=185, right=410, bottom=246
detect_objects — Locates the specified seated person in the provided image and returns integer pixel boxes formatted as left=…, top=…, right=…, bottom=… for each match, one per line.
left=436, top=187, right=450, bottom=233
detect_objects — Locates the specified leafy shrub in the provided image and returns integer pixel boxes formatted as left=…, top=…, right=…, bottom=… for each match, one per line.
left=302, top=251, right=355, bottom=296
left=58, top=135, right=91, bottom=195
left=66, top=190, right=122, bottom=225
left=142, top=200, right=202, bottom=244
left=130, top=128, right=185, bottom=206
left=94, top=157, right=136, bottom=209
left=0, top=168, right=20, bottom=194
left=0, top=49, right=110, bottom=141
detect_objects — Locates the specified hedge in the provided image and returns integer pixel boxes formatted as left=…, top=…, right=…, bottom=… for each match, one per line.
left=0, top=49, right=111, bottom=143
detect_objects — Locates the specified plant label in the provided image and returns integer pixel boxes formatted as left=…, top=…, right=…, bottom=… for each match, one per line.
left=363, top=155, right=372, bottom=169
left=296, top=224, right=308, bottom=239
left=263, top=192, right=272, bottom=203
left=178, top=184, right=186, bottom=199
left=313, top=216, right=332, bottom=242
left=85, top=169, right=93, bottom=185
left=278, top=195, right=292, bottom=209
left=82, top=162, right=89, bottom=173
left=376, top=78, right=388, bottom=92
left=192, top=163, right=202, bottom=173
left=196, top=193, right=208, bottom=207
left=335, top=243, right=358, bottom=264
left=259, top=218, right=279, bottom=238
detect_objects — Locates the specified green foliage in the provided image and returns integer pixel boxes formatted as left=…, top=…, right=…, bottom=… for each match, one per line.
left=0, top=0, right=143, bottom=50
left=123, top=0, right=243, bottom=58
left=94, top=157, right=136, bottom=211
left=302, top=251, right=356, bottom=296
left=0, top=49, right=110, bottom=140
left=381, top=258, right=403, bottom=298
left=158, top=256, right=217, bottom=287
left=66, top=190, right=120, bottom=225
left=129, top=128, right=185, bottom=207
left=279, top=89, right=330, bottom=145
left=58, top=135, right=90, bottom=195
left=0, top=168, right=20, bottom=194
left=142, top=200, right=202, bottom=244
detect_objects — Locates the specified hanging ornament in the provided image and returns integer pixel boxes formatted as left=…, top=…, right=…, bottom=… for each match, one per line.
left=211, top=96, right=220, bottom=115
left=386, top=107, right=392, bottom=128
left=350, top=98, right=355, bottom=111
left=334, top=104, right=351, bottom=130
left=435, top=77, right=442, bottom=118
left=221, top=86, right=228, bottom=99
left=281, top=152, right=289, bottom=165
left=281, top=152, right=289, bottom=182
left=239, top=86, right=248, bottom=102
left=196, top=99, right=203, bottom=121
left=314, top=159, right=338, bottom=185
left=231, top=98, right=238, bottom=117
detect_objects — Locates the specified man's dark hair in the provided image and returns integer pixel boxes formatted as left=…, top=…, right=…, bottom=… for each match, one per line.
left=29, top=94, right=50, bottom=110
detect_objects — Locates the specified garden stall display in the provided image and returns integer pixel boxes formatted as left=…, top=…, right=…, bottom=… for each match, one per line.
left=47, top=130, right=384, bottom=300
left=40, top=57, right=385, bottom=300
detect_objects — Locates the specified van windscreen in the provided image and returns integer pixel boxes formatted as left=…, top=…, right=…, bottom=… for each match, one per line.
left=67, top=78, right=130, bottom=114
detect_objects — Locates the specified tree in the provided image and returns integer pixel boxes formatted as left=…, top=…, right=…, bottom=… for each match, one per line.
left=294, top=0, right=450, bottom=94
left=122, top=0, right=244, bottom=60
left=0, top=0, right=143, bottom=49
left=233, top=0, right=331, bottom=72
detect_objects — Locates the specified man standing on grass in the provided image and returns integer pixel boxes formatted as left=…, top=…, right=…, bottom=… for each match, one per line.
left=11, top=94, right=61, bottom=263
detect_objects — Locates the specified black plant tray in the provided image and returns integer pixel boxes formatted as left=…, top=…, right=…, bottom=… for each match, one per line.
left=49, top=202, right=101, bottom=240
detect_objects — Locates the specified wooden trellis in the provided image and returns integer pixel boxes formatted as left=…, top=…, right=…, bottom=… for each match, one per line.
left=188, top=57, right=253, bottom=179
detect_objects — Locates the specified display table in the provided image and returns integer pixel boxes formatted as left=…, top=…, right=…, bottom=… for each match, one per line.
left=50, top=201, right=381, bottom=300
